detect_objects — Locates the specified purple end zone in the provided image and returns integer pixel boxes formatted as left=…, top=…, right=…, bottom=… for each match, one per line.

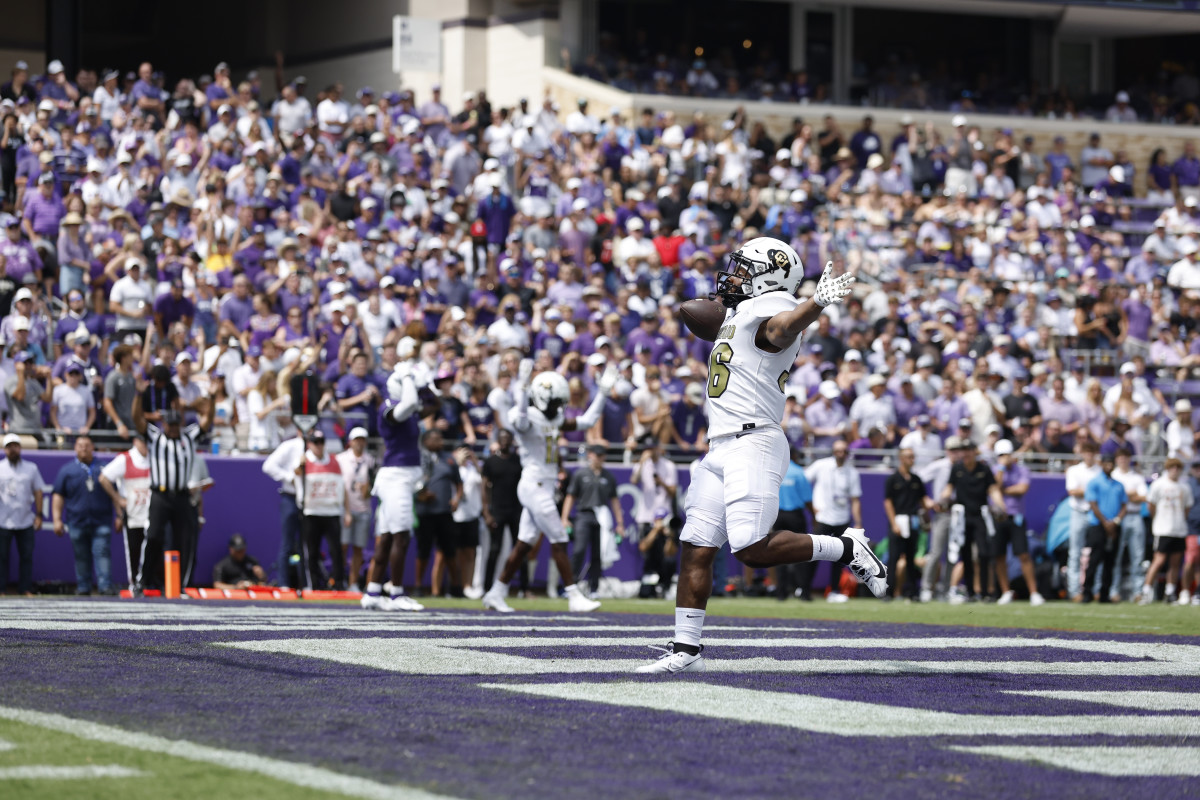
left=0, top=604, right=1197, bottom=800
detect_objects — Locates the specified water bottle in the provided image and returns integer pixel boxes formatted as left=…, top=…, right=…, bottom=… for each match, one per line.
left=211, top=441, right=220, bottom=455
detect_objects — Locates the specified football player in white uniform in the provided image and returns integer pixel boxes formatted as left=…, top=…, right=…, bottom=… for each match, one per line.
left=638, top=237, right=887, bottom=673
left=481, top=364, right=615, bottom=613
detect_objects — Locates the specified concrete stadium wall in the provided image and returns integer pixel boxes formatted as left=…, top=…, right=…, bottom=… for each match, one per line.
left=543, top=68, right=1200, bottom=196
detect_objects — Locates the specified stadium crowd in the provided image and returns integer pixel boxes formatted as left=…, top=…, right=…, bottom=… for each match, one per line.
left=1, top=55, right=1200, bottom=605
left=564, top=38, right=1200, bottom=123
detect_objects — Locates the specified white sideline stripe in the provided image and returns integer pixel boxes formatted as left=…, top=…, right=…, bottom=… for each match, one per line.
left=0, top=738, right=13, bottom=751
left=947, top=745, right=1200, bottom=776
left=0, top=621, right=820, bottom=633
left=480, top=682, right=1200, bottom=738
left=1005, top=690, right=1200, bottom=711
left=221, top=638, right=1200, bottom=678
left=0, top=765, right=146, bottom=779
left=0, top=706, right=458, bottom=800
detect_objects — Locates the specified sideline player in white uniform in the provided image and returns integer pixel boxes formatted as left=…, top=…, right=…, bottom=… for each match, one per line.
left=480, top=364, right=615, bottom=613
left=638, top=237, right=887, bottom=673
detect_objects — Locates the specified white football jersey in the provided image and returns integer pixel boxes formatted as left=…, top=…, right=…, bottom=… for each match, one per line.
left=705, top=293, right=806, bottom=439
left=507, top=406, right=561, bottom=481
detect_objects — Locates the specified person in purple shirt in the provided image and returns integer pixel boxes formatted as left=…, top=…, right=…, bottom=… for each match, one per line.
left=990, top=439, right=1041, bottom=602
left=1, top=218, right=43, bottom=283
left=23, top=174, right=65, bottom=242
left=476, top=184, right=517, bottom=249
left=218, top=274, right=255, bottom=331
left=669, top=384, right=707, bottom=450
left=1122, top=288, right=1153, bottom=344
left=1172, top=141, right=1200, bottom=194
left=1039, top=376, right=1083, bottom=450
left=352, top=199, right=380, bottom=239
left=153, top=280, right=195, bottom=332
left=336, top=351, right=382, bottom=433
left=892, top=376, right=929, bottom=435
left=929, top=380, right=971, bottom=442
left=625, top=313, right=676, bottom=363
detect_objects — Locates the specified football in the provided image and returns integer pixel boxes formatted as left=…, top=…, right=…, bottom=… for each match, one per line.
left=679, top=298, right=728, bottom=342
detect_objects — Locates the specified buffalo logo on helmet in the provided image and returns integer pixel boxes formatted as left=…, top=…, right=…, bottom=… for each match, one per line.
left=769, top=249, right=791, bottom=275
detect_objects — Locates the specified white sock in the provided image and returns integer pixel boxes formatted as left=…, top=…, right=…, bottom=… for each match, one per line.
left=564, top=585, right=580, bottom=598
left=366, top=582, right=382, bottom=596
left=390, top=586, right=405, bottom=599
left=809, top=535, right=846, bottom=562
left=1167, top=583, right=1176, bottom=595
left=489, top=581, right=509, bottom=597
left=675, top=607, right=706, bottom=648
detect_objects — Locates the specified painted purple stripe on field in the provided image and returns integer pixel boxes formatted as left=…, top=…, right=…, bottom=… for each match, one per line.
left=2, top=604, right=1199, bottom=800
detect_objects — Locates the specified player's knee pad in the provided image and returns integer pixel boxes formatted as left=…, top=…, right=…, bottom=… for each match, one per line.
left=680, top=516, right=726, bottom=550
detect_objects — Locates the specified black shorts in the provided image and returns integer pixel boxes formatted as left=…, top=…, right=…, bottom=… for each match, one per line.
left=415, top=513, right=457, bottom=559
left=457, top=518, right=480, bottom=549
left=993, top=516, right=1029, bottom=557
left=1155, top=535, right=1187, bottom=555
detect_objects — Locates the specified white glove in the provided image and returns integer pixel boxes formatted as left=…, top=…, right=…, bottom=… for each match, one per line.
left=813, top=261, right=855, bottom=308
left=517, top=358, right=534, bottom=386
left=597, top=368, right=617, bottom=396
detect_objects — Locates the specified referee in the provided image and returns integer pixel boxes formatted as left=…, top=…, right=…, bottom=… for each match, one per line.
left=133, top=383, right=214, bottom=589
left=561, top=444, right=623, bottom=597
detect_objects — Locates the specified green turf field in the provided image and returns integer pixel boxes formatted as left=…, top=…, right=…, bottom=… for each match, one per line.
left=0, top=718, right=352, bottom=800
left=399, top=595, right=1200, bottom=636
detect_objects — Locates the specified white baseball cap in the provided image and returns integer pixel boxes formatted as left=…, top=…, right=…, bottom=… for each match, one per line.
left=819, top=380, right=840, bottom=399
left=2, top=434, right=21, bottom=447
left=13, top=288, right=33, bottom=303
left=994, top=439, right=1014, bottom=456
left=348, top=427, right=368, bottom=440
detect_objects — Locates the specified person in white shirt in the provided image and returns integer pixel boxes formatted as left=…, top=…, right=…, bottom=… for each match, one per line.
left=1165, top=399, right=1197, bottom=462
left=1109, top=448, right=1148, bottom=601
left=848, top=374, right=896, bottom=441
left=486, top=301, right=530, bottom=351
left=295, top=430, right=346, bottom=590
left=1141, top=458, right=1194, bottom=604
left=1065, top=443, right=1101, bottom=600
left=109, top=258, right=154, bottom=336
left=803, top=440, right=863, bottom=603
left=614, top=218, right=657, bottom=269
left=273, top=84, right=312, bottom=144
left=0, top=434, right=48, bottom=596
left=1079, top=132, right=1113, bottom=189
left=1105, top=91, right=1138, bottom=123
left=316, top=87, right=350, bottom=141
left=451, top=446, right=484, bottom=599
left=335, top=428, right=377, bottom=592
left=564, top=98, right=600, bottom=136
left=1167, top=240, right=1200, bottom=290
left=899, top=415, right=943, bottom=469
left=99, top=436, right=152, bottom=594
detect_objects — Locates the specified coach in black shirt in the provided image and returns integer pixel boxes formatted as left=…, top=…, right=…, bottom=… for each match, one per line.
left=212, top=534, right=267, bottom=590
left=940, top=440, right=1006, bottom=601
left=134, top=384, right=213, bottom=589
left=482, top=429, right=523, bottom=591
left=883, top=446, right=932, bottom=599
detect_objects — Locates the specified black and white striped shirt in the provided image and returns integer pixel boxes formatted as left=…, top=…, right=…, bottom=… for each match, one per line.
left=146, top=424, right=201, bottom=492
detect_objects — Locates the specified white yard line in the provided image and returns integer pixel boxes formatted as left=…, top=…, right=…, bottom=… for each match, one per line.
left=1004, top=690, right=1200, bottom=711
left=0, top=765, right=145, bottom=779
left=947, top=745, right=1200, bottom=776
left=0, top=706, right=460, bottom=800
left=481, top=681, right=1200, bottom=739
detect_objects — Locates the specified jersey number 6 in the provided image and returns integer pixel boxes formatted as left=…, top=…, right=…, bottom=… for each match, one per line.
left=707, top=342, right=790, bottom=398
left=708, top=342, right=733, bottom=398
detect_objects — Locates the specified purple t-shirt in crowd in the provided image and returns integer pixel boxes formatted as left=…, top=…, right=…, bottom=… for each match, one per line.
left=219, top=294, right=255, bottom=330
